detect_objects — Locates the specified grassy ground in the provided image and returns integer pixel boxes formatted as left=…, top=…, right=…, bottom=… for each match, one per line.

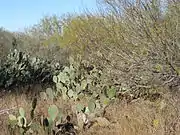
left=0, top=85, right=179, bottom=135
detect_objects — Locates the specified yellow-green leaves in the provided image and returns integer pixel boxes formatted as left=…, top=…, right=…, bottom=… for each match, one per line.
left=8, top=114, right=17, bottom=126
left=153, top=119, right=159, bottom=128
left=155, top=64, right=163, bottom=72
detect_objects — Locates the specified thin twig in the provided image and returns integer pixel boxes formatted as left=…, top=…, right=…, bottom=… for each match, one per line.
left=163, top=77, right=175, bottom=85
left=0, top=107, right=17, bottom=115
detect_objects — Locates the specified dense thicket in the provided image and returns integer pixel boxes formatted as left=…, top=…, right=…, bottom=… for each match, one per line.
left=0, top=0, right=179, bottom=93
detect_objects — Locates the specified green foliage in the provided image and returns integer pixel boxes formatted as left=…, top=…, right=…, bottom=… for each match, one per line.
left=16, top=108, right=28, bottom=128
left=8, top=108, right=31, bottom=134
left=4, top=0, right=178, bottom=95
left=48, top=105, right=59, bottom=124
left=107, top=87, right=116, bottom=99
left=0, top=48, right=61, bottom=90
left=27, top=15, right=62, bottom=41
left=67, top=89, right=75, bottom=98
left=17, top=116, right=27, bottom=128
left=8, top=97, right=39, bottom=134
left=88, top=100, right=96, bottom=113
left=51, top=57, right=118, bottom=121
left=53, top=57, right=104, bottom=101
left=5, top=1, right=180, bottom=133
left=8, top=101, right=64, bottom=135
left=8, top=114, right=17, bottom=127
left=76, top=104, right=85, bottom=113
left=100, top=95, right=110, bottom=108
left=19, top=107, right=25, bottom=117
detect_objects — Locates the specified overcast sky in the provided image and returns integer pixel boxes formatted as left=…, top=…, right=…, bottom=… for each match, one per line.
left=0, top=0, right=97, bottom=32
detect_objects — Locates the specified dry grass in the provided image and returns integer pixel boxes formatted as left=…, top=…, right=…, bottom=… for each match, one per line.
left=81, top=89, right=180, bottom=135
left=0, top=86, right=180, bottom=135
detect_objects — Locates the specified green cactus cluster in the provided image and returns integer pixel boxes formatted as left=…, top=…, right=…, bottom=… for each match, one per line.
left=6, top=52, right=118, bottom=134
left=8, top=98, right=38, bottom=135
left=52, top=58, right=117, bottom=119
left=8, top=97, right=64, bottom=134
left=53, top=57, right=105, bottom=101
left=47, top=105, right=63, bottom=126
left=0, top=48, right=62, bottom=90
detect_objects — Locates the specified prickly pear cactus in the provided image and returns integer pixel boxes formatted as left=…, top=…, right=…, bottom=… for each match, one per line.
left=0, top=48, right=62, bottom=90
left=48, top=105, right=59, bottom=122
left=53, top=57, right=105, bottom=101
